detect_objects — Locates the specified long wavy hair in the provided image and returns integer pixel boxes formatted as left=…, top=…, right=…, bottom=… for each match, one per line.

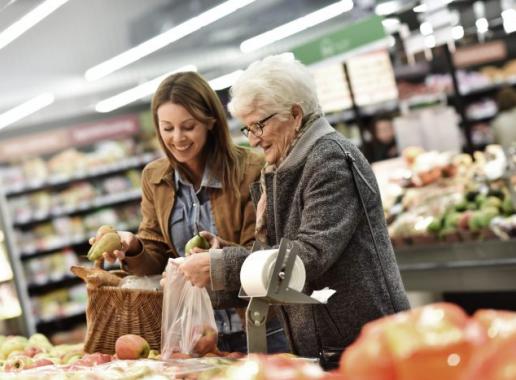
left=151, top=71, right=245, bottom=195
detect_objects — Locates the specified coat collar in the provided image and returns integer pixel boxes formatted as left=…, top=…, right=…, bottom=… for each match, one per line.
left=278, top=117, right=335, bottom=171
left=148, top=157, right=174, bottom=185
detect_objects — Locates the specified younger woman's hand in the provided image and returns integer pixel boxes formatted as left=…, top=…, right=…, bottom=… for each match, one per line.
left=88, top=231, right=140, bottom=264
left=198, top=231, right=234, bottom=249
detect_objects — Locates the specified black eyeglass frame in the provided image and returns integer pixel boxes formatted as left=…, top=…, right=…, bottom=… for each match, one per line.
left=240, top=112, right=278, bottom=137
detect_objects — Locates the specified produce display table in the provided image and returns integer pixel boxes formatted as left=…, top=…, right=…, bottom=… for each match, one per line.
left=396, top=239, right=516, bottom=291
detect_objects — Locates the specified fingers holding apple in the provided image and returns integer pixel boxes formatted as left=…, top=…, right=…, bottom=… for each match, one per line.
left=192, top=325, right=218, bottom=357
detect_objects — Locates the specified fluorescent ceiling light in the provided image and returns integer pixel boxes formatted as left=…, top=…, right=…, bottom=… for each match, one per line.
left=0, top=93, right=55, bottom=130
left=240, top=0, right=354, bottom=53
left=413, top=3, right=427, bottom=12
left=502, top=9, right=516, bottom=33
left=476, top=17, right=489, bottom=33
left=382, top=18, right=400, bottom=33
left=95, top=65, right=197, bottom=113
left=209, top=70, right=243, bottom=91
left=424, top=35, right=436, bottom=48
left=85, top=0, right=254, bottom=82
left=413, top=0, right=454, bottom=13
left=452, top=25, right=464, bottom=40
left=375, top=1, right=400, bottom=16
left=420, top=21, right=433, bottom=36
left=0, top=0, right=69, bottom=51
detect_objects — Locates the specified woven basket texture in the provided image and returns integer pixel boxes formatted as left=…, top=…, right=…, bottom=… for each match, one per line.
left=84, top=286, right=163, bottom=354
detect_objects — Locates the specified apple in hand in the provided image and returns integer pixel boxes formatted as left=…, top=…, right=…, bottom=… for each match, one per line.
left=184, top=234, right=210, bottom=256
left=192, top=325, right=218, bottom=356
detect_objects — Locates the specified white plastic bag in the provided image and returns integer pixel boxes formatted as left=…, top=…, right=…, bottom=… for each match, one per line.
left=119, top=275, right=162, bottom=290
left=161, top=258, right=218, bottom=358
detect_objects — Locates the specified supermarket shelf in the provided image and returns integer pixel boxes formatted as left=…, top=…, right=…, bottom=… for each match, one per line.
left=326, top=109, right=356, bottom=124
left=19, top=225, right=139, bottom=260
left=4, top=152, right=157, bottom=197
left=28, top=275, right=82, bottom=297
left=459, top=76, right=516, bottom=97
left=13, top=189, right=142, bottom=227
left=396, top=239, right=516, bottom=292
left=36, top=310, right=86, bottom=335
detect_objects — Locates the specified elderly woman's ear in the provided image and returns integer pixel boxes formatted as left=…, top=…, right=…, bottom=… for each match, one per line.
left=292, top=104, right=304, bottom=131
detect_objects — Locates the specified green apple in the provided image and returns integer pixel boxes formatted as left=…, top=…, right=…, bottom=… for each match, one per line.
left=184, top=234, right=210, bottom=256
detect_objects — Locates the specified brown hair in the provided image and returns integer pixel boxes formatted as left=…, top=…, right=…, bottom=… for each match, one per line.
left=151, top=71, right=245, bottom=195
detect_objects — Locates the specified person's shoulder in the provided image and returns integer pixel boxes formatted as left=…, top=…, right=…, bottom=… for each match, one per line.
left=310, top=132, right=356, bottom=159
left=141, top=156, right=171, bottom=182
left=238, top=147, right=265, bottom=169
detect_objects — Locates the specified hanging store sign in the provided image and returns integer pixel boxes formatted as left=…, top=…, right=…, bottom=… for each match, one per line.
left=292, top=15, right=387, bottom=66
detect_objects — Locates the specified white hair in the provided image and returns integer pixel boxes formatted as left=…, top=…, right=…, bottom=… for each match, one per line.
left=228, top=54, right=321, bottom=120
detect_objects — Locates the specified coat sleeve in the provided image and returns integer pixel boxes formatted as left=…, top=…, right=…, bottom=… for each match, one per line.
left=122, top=166, right=171, bottom=275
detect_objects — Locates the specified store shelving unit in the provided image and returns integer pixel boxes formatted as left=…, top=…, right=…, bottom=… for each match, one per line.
left=0, top=113, right=160, bottom=339
left=396, top=239, right=516, bottom=292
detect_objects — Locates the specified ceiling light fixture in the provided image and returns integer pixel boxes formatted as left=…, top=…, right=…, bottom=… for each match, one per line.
left=476, top=17, right=489, bottom=33
left=452, top=25, right=464, bottom=40
left=420, top=21, right=434, bottom=36
left=413, top=0, right=454, bottom=13
left=240, top=0, right=354, bottom=53
left=375, top=0, right=400, bottom=16
left=0, top=93, right=55, bottom=131
left=95, top=65, right=197, bottom=113
left=209, top=70, right=244, bottom=91
left=85, top=0, right=254, bottom=82
left=0, top=0, right=69, bottom=51
left=382, top=18, right=400, bottom=33
left=502, top=9, right=516, bottom=33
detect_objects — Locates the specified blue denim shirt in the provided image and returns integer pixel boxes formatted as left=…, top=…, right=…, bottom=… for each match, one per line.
left=170, top=168, right=242, bottom=334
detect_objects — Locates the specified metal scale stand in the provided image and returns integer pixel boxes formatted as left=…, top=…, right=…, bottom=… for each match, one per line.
left=239, top=238, right=321, bottom=353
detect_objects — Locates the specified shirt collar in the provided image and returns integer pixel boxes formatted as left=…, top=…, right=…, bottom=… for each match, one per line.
left=174, top=165, right=222, bottom=190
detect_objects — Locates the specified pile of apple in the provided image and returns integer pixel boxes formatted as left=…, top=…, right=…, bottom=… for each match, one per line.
left=0, top=333, right=85, bottom=371
left=335, top=303, right=516, bottom=380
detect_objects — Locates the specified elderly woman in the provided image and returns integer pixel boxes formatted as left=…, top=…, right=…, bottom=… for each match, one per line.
left=179, top=54, right=410, bottom=365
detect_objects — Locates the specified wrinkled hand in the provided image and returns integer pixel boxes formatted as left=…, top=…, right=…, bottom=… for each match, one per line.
left=178, top=252, right=211, bottom=288
left=88, top=231, right=140, bottom=264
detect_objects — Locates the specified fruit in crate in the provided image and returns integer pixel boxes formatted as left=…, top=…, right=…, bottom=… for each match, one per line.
left=192, top=325, right=218, bottom=356
left=28, top=333, right=52, bottom=352
left=2, top=355, right=35, bottom=371
left=339, top=303, right=487, bottom=380
left=463, top=310, right=516, bottom=380
left=184, top=233, right=210, bottom=256
left=87, top=228, right=122, bottom=261
left=115, top=334, right=150, bottom=360
left=0, top=336, right=28, bottom=360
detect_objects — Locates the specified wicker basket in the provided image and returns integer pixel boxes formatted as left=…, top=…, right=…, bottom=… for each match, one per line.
left=83, top=265, right=163, bottom=354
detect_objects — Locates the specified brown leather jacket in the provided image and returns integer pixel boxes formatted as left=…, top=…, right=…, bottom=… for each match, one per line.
left=123, top=148, right=264, bottom=275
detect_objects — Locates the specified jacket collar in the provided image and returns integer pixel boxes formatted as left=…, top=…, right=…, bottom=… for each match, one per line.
left=149, top=158, right=174, bottom=185
left=174, top=165, right=222, bottom=190
left=278, top=116, right=335, bottom=171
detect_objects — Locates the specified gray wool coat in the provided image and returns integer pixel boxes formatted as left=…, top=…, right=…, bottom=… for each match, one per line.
left=210, top=117, right=410, bottom=357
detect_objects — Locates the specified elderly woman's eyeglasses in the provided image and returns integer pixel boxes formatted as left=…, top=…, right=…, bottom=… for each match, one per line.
left=240, top=113, right=278, bottom=137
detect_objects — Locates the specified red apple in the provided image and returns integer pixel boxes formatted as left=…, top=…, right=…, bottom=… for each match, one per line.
left=192, top=325, right=218, bottom=356
left=115, top=334, right=150, bottom=360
